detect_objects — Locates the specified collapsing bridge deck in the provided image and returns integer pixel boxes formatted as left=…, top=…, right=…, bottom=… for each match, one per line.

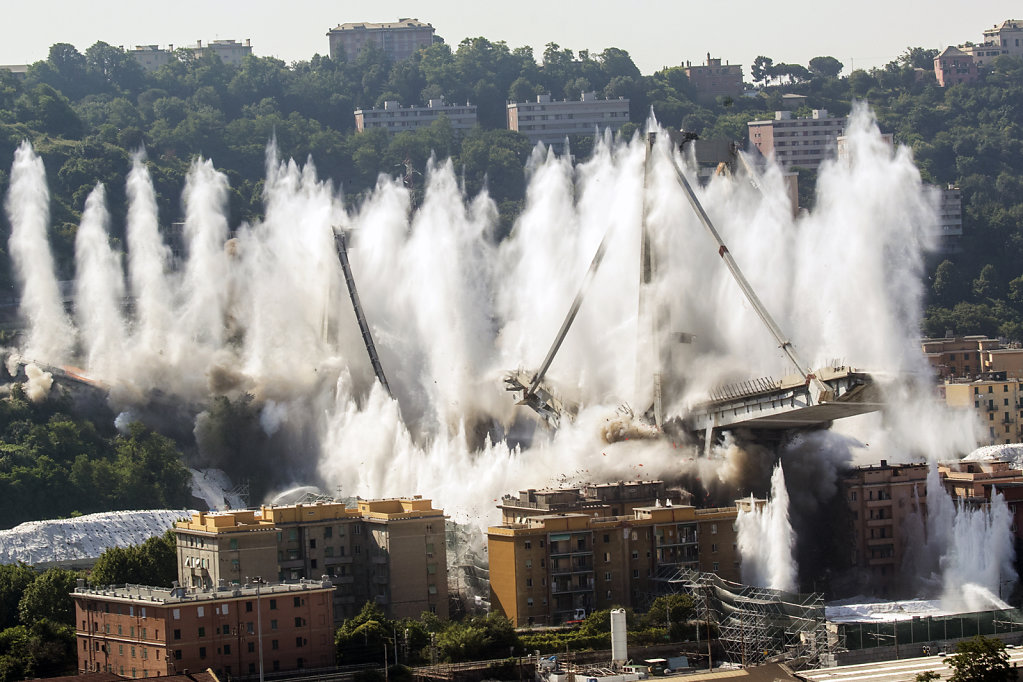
left=683, top=366, right=881, bottom=435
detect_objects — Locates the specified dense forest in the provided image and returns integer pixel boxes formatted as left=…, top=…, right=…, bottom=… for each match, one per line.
left=0, top=40, right=1022, bottom=338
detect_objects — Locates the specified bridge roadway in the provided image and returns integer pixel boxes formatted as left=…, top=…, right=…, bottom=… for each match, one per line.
left=802, top=646, right=1023, bottom=682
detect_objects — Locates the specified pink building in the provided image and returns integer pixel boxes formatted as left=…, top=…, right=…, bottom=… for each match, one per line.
left=934, top=46, right=978, bottom=87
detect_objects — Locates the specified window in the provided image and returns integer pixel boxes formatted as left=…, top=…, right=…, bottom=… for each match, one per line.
left=174, top=650, right=182, bottom=661
left=603, top=534, right=610, bottom=543
left=248, top=642, right=255, bottom=653
left=172, top=608, right=180, bottom=620
left=224, top=644, right=231, bottom=655
left=199, top=647, right=206, bottom=659
left=309, top=539, right=316, bottom=549
left=427, top=563, right=437, bottom=575
left=525, top=559, right=532, bottom=568
left=632, top=569, right=639, bottom=578
left=295, top=617, right=304, bottom=627
left=526, top=598, right=534, bottom=607
left=712, top=543, right=719, bottom=553
left=288, top=529, right=298, bottom=541
left=354, top=525, right=362, bottom=535
left=247, top=622, right=254, bottom=635
left=526, top=578, right=533, bottom=587
left=296, top=636, right=305, bottom=647
left=425, top=524, right=432, bottom=534
left=222, top=625, right=230, bottom=635
left=229, top=538, right=239, bottom=550
left=631, top=551, right=638, bottom=559
left=246, top=601, right=253, bottom=612
left=173, top=629, right=181, bottom=640
left=271, top=620, right=278, bottom=631
left=272, top=639, right=279, bottom=650
left=197, top=606, right=204, bottom=618
left=269, top=599, right=277, bottom=610
left=310, top=559, right=317, bottom=569
left=428, top=584, right=438, bottom=595
left=198, top=627, right=205, bottom=637
left=710, top=523, right=718, bottom=534
left=524, top=540, right=531, bottom=550
left=605, top=571, right=612, bottom=582
left=324, top=527, right=333, bottom=538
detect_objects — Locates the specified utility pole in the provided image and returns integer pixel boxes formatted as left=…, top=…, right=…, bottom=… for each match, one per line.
left=255, top=578, right=264, bottom=682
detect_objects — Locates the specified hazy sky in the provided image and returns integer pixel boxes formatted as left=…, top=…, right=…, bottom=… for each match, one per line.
left=3, top=1, right=1020, bottom=77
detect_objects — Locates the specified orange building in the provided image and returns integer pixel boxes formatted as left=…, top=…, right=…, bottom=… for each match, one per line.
left=488, top=504, right=739, bottom=626
left=74, top=578, right=335, bottom=679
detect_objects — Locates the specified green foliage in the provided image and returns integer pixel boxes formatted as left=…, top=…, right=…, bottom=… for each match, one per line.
left=17, top=568, right=78, bottom=626
left=809, top=56, right=844, bottom=79
left=947, top=636, right=1013, bottom=682
left=434, top=613, right=520, bottom=662
left=0, top=390, right=192, bottom=528
left=640, top=594, right=695, bottom=634
left=916, top=672, right=941, bottom=682
left=0, top=618, right=76, bottom=682
left=89, top=529, right=178, bottom=587
left=0, top=565, right=35, bottom=630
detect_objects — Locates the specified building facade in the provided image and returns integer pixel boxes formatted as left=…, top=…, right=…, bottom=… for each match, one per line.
left=355, top=98, right=477, bottom=134
left=327, top=19, right=437, bottom=63
left=506, top=93, right=630, bottom=150
left=128, top=40, right=252, bottom=72
left=934, top=47, right=978, bottom=87
left=943, top=373, right=1023, bottom=445
left=498, top=480, right=689, bottom=523
left=841, top=461, right=929, bottom=597
left=488, top=504, right=739, bottom=626
left=964, top=20, right=1023, bottom=67
left=921, top=335, right=1000, bottom=379
left=931, top=184, right=964, bottom=252
left=684, top=54, right=743, bottom=103
left=74, top=579, right=335, bottom=678
left=129, top=46, right=174, bottom=72
left=747, top=110, right=845, bottom=170
left=174, top=499, right=448, bottom=623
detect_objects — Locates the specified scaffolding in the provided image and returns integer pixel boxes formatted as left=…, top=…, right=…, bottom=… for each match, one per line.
left=655, top=566, right=828, bottom=669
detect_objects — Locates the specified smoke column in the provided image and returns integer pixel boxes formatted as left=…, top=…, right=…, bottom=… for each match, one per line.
left=1, top=108, right=984, bottom=539
left=74, top=184, right=127, bottom=380
left=736, top=463, right=798, bottom=592
left=5, top=141, right=74, bottom=364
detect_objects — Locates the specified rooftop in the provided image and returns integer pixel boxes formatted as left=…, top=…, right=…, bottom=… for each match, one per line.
left=329, top=19, right=433, bottom=32
left=73, top=578, right=333, bottom=605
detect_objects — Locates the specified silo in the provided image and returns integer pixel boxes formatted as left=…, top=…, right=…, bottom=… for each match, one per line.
left=611, top=608, right=627, bottom=666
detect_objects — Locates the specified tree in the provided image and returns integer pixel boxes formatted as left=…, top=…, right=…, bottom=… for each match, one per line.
left=916, top=672, right=940, bottom=682
left=947, top=636, right=1013, bottom=682
left=0, top=619, right=76, bottom=681
left=809, top=56, right=844, bottom=79
left=0, top=564, right=36, bottom=630
left=89, top=530, right=177, bottom=587
left=17, top=569, right=78, bottom=626
left=751, top=56, right=774, bottom=84
left=899, top=47, right=940, bottom=70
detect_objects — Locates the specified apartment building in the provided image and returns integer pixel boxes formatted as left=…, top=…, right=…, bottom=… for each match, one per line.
left=940, top=459, right=1023, bottom=538
left=74, top=578, right=334, bottom=678
left=934, top=47, right=978, bottom=87
left=128, top=40, right=252, bottom=72
left=327, top=19, right=437, bottom=63
left=943, top=372, right=1023, bottom=445
left=498, top=480, right=689, bottom=523
left=129, top=46, right=175, bottom=72
left=841, top=461, right=929, bottom=597
left=684, top=54, right=743, bottom=103
left=488, top=504, right=739, bottom=626
left=174, top=499, right=448, bottom=622
left=931, top=184, right=964, bottom=252
left=964, top=20, right=1023, bottom=67
left=506, top=92, right=630, bottom=150
left=747, top=110, right=845, bottom=170
left=921, top=335, right=1000, bottom=379
left=354, top=98, right=477, bottom=135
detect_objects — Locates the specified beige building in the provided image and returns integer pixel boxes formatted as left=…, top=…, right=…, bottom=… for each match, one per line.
left=498, top=480, right=688, bottom=523
left=355, top=98, right=477, bottom=135
left=921, top=335, right=1000, bottom=379
left=943, top=373, right=1023, bottom=445
left=842, top=461, right=929, bottom=598
left=507, top=92, right=630, bottom=150
left=129, top=46, right=175, bottom=72
left=174, top=498, right=448, bottom=623
left=747, top=109, right=845, bottom=170
left=964, top=20, right=1023, bottom=67
left=684, top=54, right=743, bottom=103
left=327, top=19, right=437, bottom=63
left=488, top=504, right=739, bottom=626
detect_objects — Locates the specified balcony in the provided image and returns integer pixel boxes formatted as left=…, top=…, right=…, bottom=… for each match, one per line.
left=552, top=581, right=594, bottom=594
